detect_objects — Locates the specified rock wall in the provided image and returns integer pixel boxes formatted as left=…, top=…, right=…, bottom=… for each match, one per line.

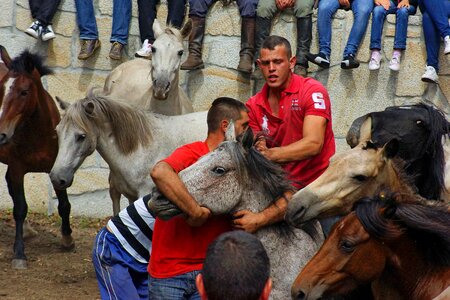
left=0, top=0, right=448, bottom=217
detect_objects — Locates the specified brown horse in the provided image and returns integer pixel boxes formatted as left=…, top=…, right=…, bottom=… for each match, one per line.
left=291, top=194, right=450, bottom=300
left=0, top=46, right=73, bottom=269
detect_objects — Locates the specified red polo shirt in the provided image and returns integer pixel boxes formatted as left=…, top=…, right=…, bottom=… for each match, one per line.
left=246, top=74, right=335, bottom=188
left=148, top=141, right=232, bottom=278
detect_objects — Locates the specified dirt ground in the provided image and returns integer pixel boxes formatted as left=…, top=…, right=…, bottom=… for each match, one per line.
left=0, top=210, right=110, bottom=300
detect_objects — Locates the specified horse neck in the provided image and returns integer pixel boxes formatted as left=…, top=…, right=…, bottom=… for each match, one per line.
left=238, top=187, right=273, bottom=214
left=383, top=235, right=450, bottom=300
left=385, top=161, right=428, bottom=203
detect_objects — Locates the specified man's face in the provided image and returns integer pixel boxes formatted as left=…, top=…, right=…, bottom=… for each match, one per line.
left=257, top=45, right=296, bottom=90
left=234, top=110, right=250, bottom=137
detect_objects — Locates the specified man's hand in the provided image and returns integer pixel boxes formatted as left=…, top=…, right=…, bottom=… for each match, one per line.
left=338, top=0, right=350, bottom=10
left=276, top=0, right=285, bottom=9
left=186, top=206, right=211, bottom=227
left=397, top=0, right=409, bottom=8
left=375, top=0, right=390, bottom=10
left=232, top=210, right=266, bottom=233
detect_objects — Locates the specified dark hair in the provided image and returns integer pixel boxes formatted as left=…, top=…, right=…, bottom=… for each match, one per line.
left=261, top=35, right=292, bottom=58
left=202, top=231, right=270, bottom=300
left=207, top=97, right=248, bottom=133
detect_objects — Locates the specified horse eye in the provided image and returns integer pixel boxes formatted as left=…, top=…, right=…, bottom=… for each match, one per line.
left=416, top=120, right=424, bottom=126
left=177, top=50, right=184, bottom=56
left=340, top=240, right=355, bottom=253
left=212, top=167, right=226, bottom=175
left=151, top=47, right=156, bottom=53
left=20, top=90, right=28, bottom=96
left=352, top=175, right=367, bottom=182
left=76, top=134, right=86, bottom=142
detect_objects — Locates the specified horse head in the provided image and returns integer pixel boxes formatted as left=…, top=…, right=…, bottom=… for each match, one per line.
left=0, top=48, right=52, bottom=145
left=151, top=19, right=192, bottom=100
left=286, top=139, right=400, bottom=226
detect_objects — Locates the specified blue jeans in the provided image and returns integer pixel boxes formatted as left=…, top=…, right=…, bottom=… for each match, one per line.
left=370, top=2, right=416, bottom=50
left=148, top=270, right=201, bottom=300
left=419, top=0, right=450, bottom=71
left=92, top=228, right=149, bottom=300
left=75, top=0, right=131, bottom=44
left=189, top=0, right=257, bottom=18
left=317, top=0, right=374, bottom=57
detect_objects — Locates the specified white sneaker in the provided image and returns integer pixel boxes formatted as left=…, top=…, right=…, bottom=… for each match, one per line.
left=135, top=39, right=152, bottom=58
left=25, top=20, right=41, bottom=39
left=444, top=36, right=450, bottom=55
left=368, top=52, right=381, bottom=70
left=40, top=25, right=56, bottom=41
left=421, top=65, right=439, bottom=84
left=389, top=56, right=401, bottom=72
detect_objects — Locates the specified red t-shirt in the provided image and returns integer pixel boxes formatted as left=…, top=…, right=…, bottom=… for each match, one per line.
left=148, top=141, right=232, bottom=278
left=246, top=74, right=335, bottom=189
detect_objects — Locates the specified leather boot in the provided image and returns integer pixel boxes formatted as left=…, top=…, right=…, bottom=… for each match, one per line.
left=181, top=16, right=206, bottom=70
left=237, top=17, right=256, bottom=74
left=251, top=17, right=272, bottom=79
left=295, top=16, right=312, bottom=73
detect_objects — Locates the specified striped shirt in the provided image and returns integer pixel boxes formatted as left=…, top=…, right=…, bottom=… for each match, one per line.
left=107, top=194, right=155, bottom=264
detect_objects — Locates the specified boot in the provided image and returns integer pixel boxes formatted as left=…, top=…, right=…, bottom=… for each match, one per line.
left=181, top=16, right=206, bottom=70
left=251, top=16, right=272, bottom=79
left=237, top=17, right=255, bottom=74
left=295, top=16, right=312, bottom=75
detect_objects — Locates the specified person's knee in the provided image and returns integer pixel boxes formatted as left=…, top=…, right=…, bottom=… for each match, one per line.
left=372, top=5, right=386, bottom=18
left=256, top=0, right=277, bottom=18
left=355, top=1, right=374, bottom=17
left=396, top=7, right=409, bottom=19
left=189, top=0, right=211, bottom=17
left=238, top=0, right=258, bottom=17
left=318, top=0, right=339, bottom=14
left=294, top=0, right=314, bottom=18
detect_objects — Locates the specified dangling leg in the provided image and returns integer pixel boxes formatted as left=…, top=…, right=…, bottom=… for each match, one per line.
left=53, top=187, right=74, bottom=250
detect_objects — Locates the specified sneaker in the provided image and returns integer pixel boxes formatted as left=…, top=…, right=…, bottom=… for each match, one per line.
left=40, top=25, right=56, bottom=41
left=306, top=52, right=330, bottom=68
left=421, top=65, right=439, bottom=84
left=78, top=39, right=101, bottom=60
left=135, top=39, right=152, bottom=58
left=109, top=42, right=124, bottom=60
left=25, top=20, right=41, bottom=39
left=368, top=51, right=381, bottom=71
left=444, top=36, right=450, bottom=55
left=341, top=54, right=360, bottom=69
left=389, top=55, right=401, bottom=72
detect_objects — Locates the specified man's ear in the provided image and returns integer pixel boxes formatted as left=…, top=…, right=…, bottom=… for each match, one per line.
left=289, top=56, right=297, bottom=70
left=256, top=58, right=262, bottom=69
left=196, top=274, right=208, bottom=300
left=260, top=278, right=272, bottom=300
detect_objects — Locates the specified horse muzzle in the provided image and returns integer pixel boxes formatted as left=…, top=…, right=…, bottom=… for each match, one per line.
left=49, top=171, right=74, bottom=189
left=147, top=189, right=182, bottom=220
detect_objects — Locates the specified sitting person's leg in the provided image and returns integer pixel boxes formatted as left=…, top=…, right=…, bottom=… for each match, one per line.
left=307, top=0, right=341, bottom=68
left=109, top=0, right=132, bottom=60
left=253, top=0, right=277, bottom=63
left=420, top=0, right=450, bottom=49
left=236, top=0, right=258, bottom=74
left=167, top=0, right=188, bottom=28
left=341, top=0, right=374, bottom=69
left=75, top=0, right=101, bottom=60
left=136, top=0, right=157, bottom=58
left=368, top=4, right=391, bottom=70
left=421, top=9, right=441, bottom=83
left=26, top=0, right=61, bottom=41
left=293, top=0, right=315, bottom=76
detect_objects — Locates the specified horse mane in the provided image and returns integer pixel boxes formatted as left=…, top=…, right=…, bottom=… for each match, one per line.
left=10, top=50, right=52, bottom=76
left=355, top=195, right=450, bottom=267
left=62, top=93, right=152, bottom=154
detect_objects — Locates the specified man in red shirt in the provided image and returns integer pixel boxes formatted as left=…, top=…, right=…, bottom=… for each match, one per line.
left=233, top=35, right=336, bottom=234
left=148, top=97, right=250, bottom=299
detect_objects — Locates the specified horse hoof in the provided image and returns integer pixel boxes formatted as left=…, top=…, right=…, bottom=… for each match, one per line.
left=12, top=259, right=27, bottom=270
left=61, top=235, right=75, bottom=251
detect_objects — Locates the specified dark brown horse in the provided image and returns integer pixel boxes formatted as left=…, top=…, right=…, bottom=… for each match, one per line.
left=0, top=46, right=73, bottom=269
left=291, top=194, right=450, bottom=300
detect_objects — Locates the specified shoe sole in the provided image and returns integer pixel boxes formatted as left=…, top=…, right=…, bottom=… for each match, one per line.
left=109, top=54, right=122, bottom=60
left=368, top=65, right=380, bottom=71
left=78, top=42, right=101, bottom=60
left=41, top=35, right=56, bottom=42
left=341, top=63, right=360, bottom=69
left=421, top=77, right=438, bottom=84
left=389, top=66, right=400, bottom=72
left=25, top=30, right=39, bottom=39
left=135, top=53, right=152, bottom=59
left=306, top=55, right=330, bottom=68
left=180, top=63, right=205, bottom=70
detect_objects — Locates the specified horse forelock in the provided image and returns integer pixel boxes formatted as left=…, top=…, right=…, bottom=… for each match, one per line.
left=67, top=95, right=152, bottom=154
left=355, top=196, right=450, bottom=267
left=10, top=50, right=52, bottom=76
left=164, top=26, right=182, bottom=41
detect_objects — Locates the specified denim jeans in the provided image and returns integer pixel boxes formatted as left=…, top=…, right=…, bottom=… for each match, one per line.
left=317, top=0, right=374, bottom=57
left=419, top=0, right=450, bottom=71
left=75, top=0, right=131, bottom=44
left=370, top=1, right=416, bottom=50
left=148, top=270, right=201, bottom=300
left=189, top=0, right=257, bottom=18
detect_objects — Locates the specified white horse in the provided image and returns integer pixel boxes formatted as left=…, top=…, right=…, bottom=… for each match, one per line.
left=49, top=93, right=207, bottom=215
left=102, top=20, right=193, bottom=115
left=149, top=128, right=324, bottom=300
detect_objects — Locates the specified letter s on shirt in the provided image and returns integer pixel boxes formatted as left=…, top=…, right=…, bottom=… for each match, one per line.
left=312, top=92, right=326, bottom=109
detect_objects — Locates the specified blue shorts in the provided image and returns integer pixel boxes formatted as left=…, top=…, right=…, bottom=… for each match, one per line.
left=92, top=227, right=149, bottom=300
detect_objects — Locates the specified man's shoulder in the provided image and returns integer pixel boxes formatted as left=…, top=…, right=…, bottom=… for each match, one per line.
left=300, top=76, right=327, bottom=92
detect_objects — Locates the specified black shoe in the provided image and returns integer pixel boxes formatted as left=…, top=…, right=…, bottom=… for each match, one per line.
left=306, top=52, right=330, bottom=68
left=341, top=54, right=360, bottom=69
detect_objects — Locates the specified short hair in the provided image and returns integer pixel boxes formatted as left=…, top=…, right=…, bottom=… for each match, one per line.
left=202, top=231, right=270, bottom=300
left=261, top=35, right=292, bottom=58
left=207, top=97, right=248, bottom=133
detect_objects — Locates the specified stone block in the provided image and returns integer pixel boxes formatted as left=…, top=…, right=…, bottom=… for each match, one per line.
left=396, top=42, right=426, bottom=97
left=0, top=32, right=39, bottom=58
left=99, top=0, right=113, bottom=15
left=52, top=10, right=77, bottom=38
left=439, top=76, right=450, bottom=103
left=24, top=173, right=51, bottom=212
left=46, top=71, right=108, bottom=103
left=60, top=0, right=76, bottom=13
left=16, top=6, right=34, bottom=32
left=335, top=137, right=351, bottom=154
left=205, top=3, right=241, bottom=37
left=203, top=36, right=241, bottom=69
left=0, top=0, right=14, bottom=27
left=47, top=36, right=72, bottom=68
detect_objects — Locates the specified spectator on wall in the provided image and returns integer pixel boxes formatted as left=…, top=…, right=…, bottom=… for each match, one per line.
left=25, top=0, right=61, bottom=41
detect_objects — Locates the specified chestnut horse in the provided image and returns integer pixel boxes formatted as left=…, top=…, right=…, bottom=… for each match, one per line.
left=291, top=194, right=450, bottom=300
left=0, top=47, right=73, bottom=269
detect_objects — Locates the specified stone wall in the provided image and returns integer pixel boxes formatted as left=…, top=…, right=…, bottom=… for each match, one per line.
left=0, top=0, right=448, bottom=217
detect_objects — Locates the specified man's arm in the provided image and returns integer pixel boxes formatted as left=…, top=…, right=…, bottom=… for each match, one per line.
left=259, top=115, right=327, bottom=163
left=151, top=161, right=210, bottom=226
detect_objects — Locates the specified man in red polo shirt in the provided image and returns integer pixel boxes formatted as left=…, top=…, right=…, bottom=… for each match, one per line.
left=233, top=35, right=335, bottom=234
left=148, top=97, right=250, bottom=299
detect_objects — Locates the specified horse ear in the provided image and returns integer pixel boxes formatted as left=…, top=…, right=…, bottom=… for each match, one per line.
left=346, top=114, right=370, bottom=148
left=83, top=101, right=95, bottom=116
left=180, top=19, right=193, bottom=39
left=383, top=139, right=399, bottom=159
left=241, top=128, right=254, bottom=151
left=153, top=19, right=164, bottom=38
left=225, top=121, right=236, bottom=142
left=0, top=45, right=12, bottom=68
left=55, top=96, right=71, bottom=111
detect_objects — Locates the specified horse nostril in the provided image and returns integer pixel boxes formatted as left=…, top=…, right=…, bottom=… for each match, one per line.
left=59, top=179, right=66, bottom=187
left=0, top=133, right=7, bottom=144
left=296, top=291, right=306, bottom=300
left=165, top=82, right=170, bottom=91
